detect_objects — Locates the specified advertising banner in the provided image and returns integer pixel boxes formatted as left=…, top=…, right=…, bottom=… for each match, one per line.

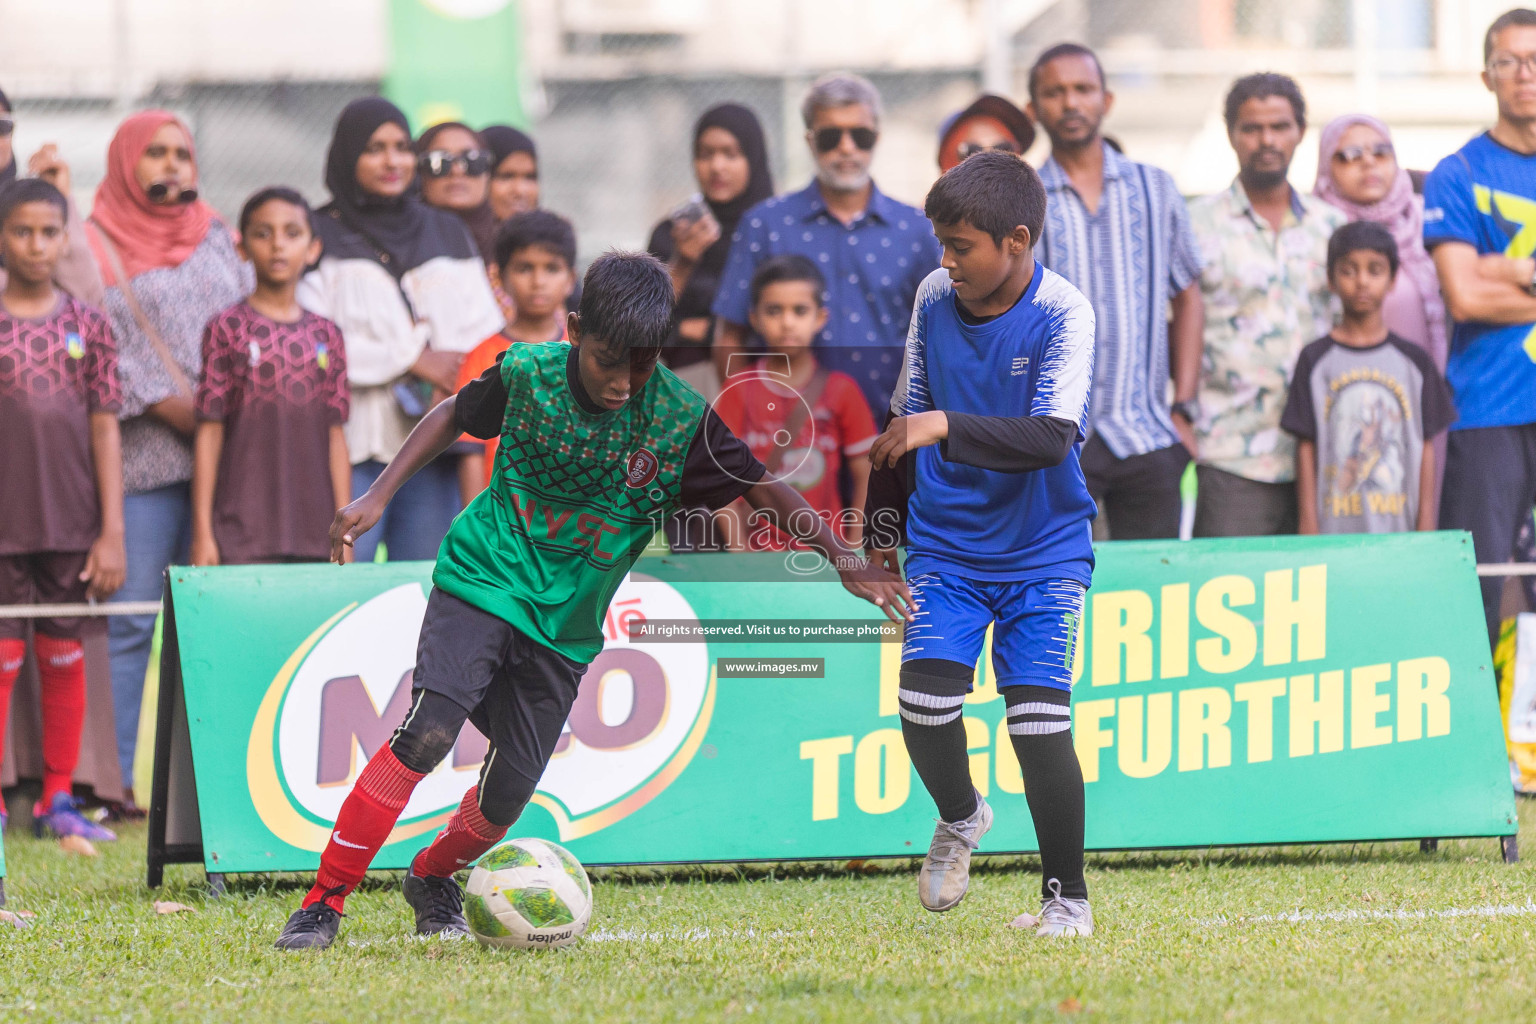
left=149, top=532, right=1516, bottom=879
left=382, top=0, right=526, bottom=131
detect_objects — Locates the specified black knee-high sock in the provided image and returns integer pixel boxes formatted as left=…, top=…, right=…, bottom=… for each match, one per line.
left=899, top=658, right=978, bottom=823
left=1003, top=684, right=1086, bottom=900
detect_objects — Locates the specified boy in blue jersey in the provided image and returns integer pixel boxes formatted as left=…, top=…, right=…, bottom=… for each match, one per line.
left=867, top=151, right=1097, bottom=937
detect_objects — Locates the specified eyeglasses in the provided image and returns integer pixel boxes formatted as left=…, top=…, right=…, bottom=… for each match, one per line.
left=812, top=126, right=878, bottom=153
left=0, top=117, right=13, bottom=138
left=956, top=139, right=1022, bottom=160
left=1333, top=142, right=1394, bottom=165
left=1488, top=54, right=1536, bottom=79
left=417, top=149, right=491, bottom=178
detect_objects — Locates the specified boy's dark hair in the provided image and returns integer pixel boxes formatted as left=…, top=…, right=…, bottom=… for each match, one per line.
left=924, top=149, right=1046, bottom=246
left=1327, top=220, right=1399, bottom=278
left=578, top=250, right=674, bottom=356
left=238, top=186, right=312, bottom=235
left=0, top=178, right=68, bottom=227
left=750, top=253, right=826, bottom=308
left=1223, top=72, right=1306, bottom=132
left=1027, top=42, right=1105, bottom=100
left=494, top=209, right=576, bottom=270
left=1487, top=8, right=1536, bottom=62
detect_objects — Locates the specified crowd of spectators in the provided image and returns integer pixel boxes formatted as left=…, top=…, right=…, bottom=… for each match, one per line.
left=1, top=8, right=1535, bottom=833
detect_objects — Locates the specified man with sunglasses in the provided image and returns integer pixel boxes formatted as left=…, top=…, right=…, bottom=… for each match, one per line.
left=935, top=94, right=1035, bottom=174
left=1028, top=43, right=1204, bottom=540
left=713, top=72, right=940, bottom=420
left=1424, top=7, right=1536, bottom=654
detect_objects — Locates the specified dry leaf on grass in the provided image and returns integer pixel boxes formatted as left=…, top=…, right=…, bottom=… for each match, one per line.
left=0, top=909, right=35, bottom=929
left=153, top=901, right=195, bottom=915
left=1007, top=911, right=1040, bottom=930
left=1057, top=996, right=1084, bottom=1013
left=58, top=834, right=97, bottom=857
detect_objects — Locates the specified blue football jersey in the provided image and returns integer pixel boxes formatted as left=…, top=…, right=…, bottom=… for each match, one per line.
left=893, top=264, right=1097, bottom=583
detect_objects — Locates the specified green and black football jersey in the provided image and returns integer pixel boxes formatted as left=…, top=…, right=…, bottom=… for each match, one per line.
left=435, top=342, right=764, bottom=661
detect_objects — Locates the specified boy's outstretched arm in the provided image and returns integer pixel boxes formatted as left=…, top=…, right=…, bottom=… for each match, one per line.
left=742, top=479, right=913, bottom=623
left=330, top=397, right=461, bottom=563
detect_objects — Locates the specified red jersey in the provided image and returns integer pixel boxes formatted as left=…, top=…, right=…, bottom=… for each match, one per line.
left=711, top=362, right=876, bottom=549
left=0, top=295, right=121, bottom=555
left=196, top=302, right=348, bottom=563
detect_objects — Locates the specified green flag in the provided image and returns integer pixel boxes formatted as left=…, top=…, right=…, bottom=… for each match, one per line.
left=383, top=0, right=526, bottom=132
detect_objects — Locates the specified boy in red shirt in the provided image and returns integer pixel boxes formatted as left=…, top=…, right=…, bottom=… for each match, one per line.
left=191, top=187, right=351, bottom=567
left=0, top=180, right=124, bottom=839
left=456, top=211, right=577, bottom=503
left=713, top=254, right=876, bottom=549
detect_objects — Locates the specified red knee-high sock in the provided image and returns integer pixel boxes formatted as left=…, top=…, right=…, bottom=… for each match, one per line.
left=411, top=786, right=509, bottom=878
left=0, top=638, right=25, bottom=772
left=304, top=745, right=426, bottom=912
left=34, top=635, right=86, bottom=807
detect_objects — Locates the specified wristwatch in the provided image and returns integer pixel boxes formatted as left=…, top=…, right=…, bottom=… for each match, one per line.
left=1170, top=399, right=1200, bottom=423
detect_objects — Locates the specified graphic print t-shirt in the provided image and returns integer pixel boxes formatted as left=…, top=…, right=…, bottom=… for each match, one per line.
left=1423, top=133, right=1536, bottom=430
left=195, top=302, right=349, bottom=563
left=711, top=364, right=876, bottom=549
left=0, top=296, right=121, bottom=554
left=1280, top=333, right=1455, bottom=533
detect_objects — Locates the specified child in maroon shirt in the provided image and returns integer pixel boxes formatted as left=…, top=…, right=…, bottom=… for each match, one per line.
left=192, top=188, right=349, bottom=567
left=0, top=179, right=124, bottom=840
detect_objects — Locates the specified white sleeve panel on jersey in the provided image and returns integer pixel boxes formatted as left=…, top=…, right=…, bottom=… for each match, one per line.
left=890, top=268, right=951, bottom=417
left=1029, top=269, right=1095, bottom=431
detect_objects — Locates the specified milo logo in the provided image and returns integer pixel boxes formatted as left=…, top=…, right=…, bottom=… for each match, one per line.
left=625, top=448, right=659, bottom=488
left=247, top=576, right=714, bottom=851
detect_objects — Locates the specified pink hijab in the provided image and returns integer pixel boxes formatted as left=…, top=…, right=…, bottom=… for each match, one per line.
left=88, top=110, right=217, bottom=287
left=1313, top=114, right=1446, bottom=361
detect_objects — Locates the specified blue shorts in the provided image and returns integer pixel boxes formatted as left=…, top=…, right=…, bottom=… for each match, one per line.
left=901, top=573, right=1085, bottom=692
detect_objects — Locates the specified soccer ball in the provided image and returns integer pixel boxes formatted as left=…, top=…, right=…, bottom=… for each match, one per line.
left=463, top=837, right=593, bottom=949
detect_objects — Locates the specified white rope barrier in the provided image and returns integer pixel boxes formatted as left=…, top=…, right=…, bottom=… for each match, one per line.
left=0, top=563, right=1529, bottom=617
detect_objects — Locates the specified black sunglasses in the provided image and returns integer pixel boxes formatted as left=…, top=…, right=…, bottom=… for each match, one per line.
left=1332, top=142, right=1394, bottom=165
left=956, top=139, right=1022, bottom=160
left=813, top=126, right=878, bottom=153
left=0, top=117, right=13, bottom=138
left=418, top=149, right=492, bottom=178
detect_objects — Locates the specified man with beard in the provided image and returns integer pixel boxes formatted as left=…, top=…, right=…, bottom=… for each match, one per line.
left=1187, top=73, right=1346, bottom=536
left=1028, top=43, right=1204, bottom=539
left=713, top=73, right=941, bottom=419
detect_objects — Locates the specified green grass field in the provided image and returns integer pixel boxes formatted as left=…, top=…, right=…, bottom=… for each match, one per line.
left=1, top=801, right=1533, bottom=1023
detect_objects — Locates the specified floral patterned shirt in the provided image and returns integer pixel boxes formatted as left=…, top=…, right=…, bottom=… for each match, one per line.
left=1187, top=180, right=1345, bottom=483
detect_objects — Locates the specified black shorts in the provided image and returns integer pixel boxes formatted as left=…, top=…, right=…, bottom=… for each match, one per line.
left=0, top=551, right=90, bottom=639
left=410, top=587, right=587, bottom=787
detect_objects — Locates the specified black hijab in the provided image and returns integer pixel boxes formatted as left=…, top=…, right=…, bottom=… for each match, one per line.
left=416, top=120, right=498, bottom=265
left=651, top=103, right=774, bottom=322
left=481, top=125, right=536, bottom=169
left=0, top=85, right=15, bottom=186
left=314, top=97, right=478, bottom=279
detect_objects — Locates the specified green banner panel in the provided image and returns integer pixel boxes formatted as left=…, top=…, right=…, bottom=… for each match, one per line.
left=383, top=0, right=525, bottom=131
left=161, top=532, right=1515, bottom=874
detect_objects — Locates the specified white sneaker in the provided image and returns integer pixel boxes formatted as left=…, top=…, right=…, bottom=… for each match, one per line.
left=917, top=796, right=992, bottom=912
left=1032, top=878, right=1093, bottom=937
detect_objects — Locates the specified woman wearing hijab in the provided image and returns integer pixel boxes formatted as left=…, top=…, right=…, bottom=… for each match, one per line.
left=415, top=120, right=497, bottom=265
left=1314, top=112, right=1451, bottom=508
left=646, top=103, right=774, bottom=401
left=482, top=125, right=539, bottom=222
left=0, top=85, right=104, bottom=305
left=88, top=110, right=251, bottom=800
left=298, top=97, right=502, bottom=565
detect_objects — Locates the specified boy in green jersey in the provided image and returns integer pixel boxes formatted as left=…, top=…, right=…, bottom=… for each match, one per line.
left=275, top=252, right=910, bottom=950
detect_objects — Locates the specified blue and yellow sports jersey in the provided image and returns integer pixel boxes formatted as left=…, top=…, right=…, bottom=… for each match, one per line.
left=892, top=264, right=1096, bottom=584
left=1423, top=132, right=1536, bottom=431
